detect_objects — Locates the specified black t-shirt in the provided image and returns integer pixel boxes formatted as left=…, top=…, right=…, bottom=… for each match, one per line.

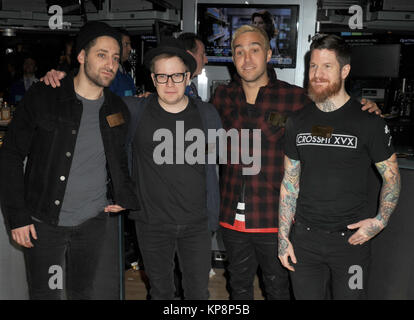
left=134, top=95, right=207, bottom=225
left=284, top=98, right=394, bottom=230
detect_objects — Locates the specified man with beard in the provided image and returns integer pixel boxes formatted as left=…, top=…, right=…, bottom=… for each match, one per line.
left=0, top=21, right=139, bottom=299
left=38, top=36, right=220, bottom=300
left=278, top=34, right=401, bottom=299
left=212, top=25, right=381, bottom=300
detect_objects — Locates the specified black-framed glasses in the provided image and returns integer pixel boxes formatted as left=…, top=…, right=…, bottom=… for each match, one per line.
left=154, top=72, right=187, bottom=84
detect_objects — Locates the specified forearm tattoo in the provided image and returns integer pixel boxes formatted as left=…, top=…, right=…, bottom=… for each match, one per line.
left=364, top=221, right=383, bottom=238
left=278, top=157, right=301, bottom=256
left=375, top=155, right=401, bottom=229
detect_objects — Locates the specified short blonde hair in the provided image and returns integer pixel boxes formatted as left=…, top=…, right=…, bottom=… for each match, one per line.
left=231, top=25, right=270, bottom=55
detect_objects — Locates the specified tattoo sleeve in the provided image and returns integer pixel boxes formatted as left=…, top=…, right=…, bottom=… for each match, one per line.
left=278, top=156, right=301, bottom=256
left=374, top=153, right=401, bottom=229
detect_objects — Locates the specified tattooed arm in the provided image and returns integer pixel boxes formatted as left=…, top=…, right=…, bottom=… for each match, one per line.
left=278, top=156, right=301, bottom=271
left=348, top=153, right=401, bottom=245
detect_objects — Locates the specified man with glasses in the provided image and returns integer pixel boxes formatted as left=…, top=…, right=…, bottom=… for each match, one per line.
left=122, top=38, right=222, bottom=300
left=39, top=37, right=221, bottom=300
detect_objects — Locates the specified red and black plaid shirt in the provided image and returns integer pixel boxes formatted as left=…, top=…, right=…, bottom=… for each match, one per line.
left=212, top=69, right=311, bottom=230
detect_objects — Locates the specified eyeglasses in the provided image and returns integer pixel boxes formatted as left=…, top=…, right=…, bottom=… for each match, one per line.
left=153, top=72, right=187, bottom=84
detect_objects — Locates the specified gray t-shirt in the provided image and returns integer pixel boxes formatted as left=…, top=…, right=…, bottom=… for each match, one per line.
left=58, top=93, right=108, bottom=226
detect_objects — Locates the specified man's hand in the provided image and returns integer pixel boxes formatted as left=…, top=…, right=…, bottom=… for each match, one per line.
left=349, top=154, right=401, bottom=246
left=104, top=204, right=126, bottom=213
left=11, top=224, right=37, bottom=248
left=360, top=98, right=382, bottom=116
left=349, top=154, right=400, bottom=246
left=278, top=238, right=297, bottom=271
left=137, top=91, right=151, bottom=98
left=347, top=218, right=384, bottom=245
left=39, top=69, right=66, bottom=88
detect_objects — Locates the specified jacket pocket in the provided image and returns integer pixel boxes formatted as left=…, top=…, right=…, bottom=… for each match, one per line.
left=37, top=117, right=58, bottom=131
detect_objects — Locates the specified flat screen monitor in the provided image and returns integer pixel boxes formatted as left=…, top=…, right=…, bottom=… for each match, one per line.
left=350, top=44, right=401, bottom=78
left=154, top=20, right=181, bottom=43
left=197, top=4, right=299, bottom=68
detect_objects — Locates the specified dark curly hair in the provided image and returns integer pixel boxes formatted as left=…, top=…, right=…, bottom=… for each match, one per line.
left=251, top=10, right=276, bottom=41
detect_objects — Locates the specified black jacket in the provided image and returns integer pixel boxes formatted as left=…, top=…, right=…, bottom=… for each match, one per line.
left=0, top=74, right=139, bottom=229
left=124, top=95, right=222, bottom=231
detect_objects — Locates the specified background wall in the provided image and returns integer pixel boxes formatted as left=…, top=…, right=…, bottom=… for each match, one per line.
left=182, top=0, right=318, bottom=101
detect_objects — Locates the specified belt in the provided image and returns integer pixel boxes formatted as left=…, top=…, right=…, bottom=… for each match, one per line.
left=294, top=220, right=354, bottom=236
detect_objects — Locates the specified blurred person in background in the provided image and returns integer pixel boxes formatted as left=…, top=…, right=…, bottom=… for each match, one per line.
left=109, top=28, right=137, bottom=97
left=252, top=10, right=280, bottom=56
left=178, top=32, right=209, bottom=99
left=9, top=56, right=39, bottom=104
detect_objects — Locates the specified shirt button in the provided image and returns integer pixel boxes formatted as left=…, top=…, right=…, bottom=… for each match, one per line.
left=72, top=129, right=77, bottom=135
left=54, top=200, right=60, bottom=206
left=60, top=176, right=66, bottom=181
left=66, top=152, right=71, bottom=157
left=341, top=232, right=345, bottom=236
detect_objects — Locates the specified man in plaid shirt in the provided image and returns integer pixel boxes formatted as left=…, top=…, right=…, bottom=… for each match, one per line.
left=211, top=25, right=380, bottom=300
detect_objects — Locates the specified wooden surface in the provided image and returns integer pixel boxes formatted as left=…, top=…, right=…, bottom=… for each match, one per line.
left=125, top=268, right=265, bottom=300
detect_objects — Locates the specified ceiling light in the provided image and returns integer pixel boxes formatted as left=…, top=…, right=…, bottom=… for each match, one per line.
left=2, top=28, right=16, bottom=36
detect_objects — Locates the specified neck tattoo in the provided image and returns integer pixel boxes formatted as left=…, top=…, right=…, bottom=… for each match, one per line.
left=317, top=100, right=338, bottom=112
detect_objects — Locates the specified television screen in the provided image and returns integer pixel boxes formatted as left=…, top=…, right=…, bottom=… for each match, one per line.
left=197, top=4, right=299, bottom=68
left=154, top=20, right=181, bottom=44
left=350, top=44, right=401, bottom=78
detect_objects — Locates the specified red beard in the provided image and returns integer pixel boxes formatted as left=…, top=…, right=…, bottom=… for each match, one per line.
left=307, top=77, right=342, bottom=103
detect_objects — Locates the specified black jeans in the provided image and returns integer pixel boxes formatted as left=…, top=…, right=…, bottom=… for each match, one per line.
left=24, top=212, right=108, bottom=300
left=220, top=227, right=290, bottom=300
left=289, top=222, right=370, bottom=300
left=135, top=220, right=211, bottom=300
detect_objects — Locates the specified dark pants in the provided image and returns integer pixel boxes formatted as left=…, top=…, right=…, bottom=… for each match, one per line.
left=220, top=227, right=290, bottom=300
left=289, top=222, right=370, bottom=300
left=24, top=213, right=107, bottom=300
left=135, top=220, right=211, bottom=300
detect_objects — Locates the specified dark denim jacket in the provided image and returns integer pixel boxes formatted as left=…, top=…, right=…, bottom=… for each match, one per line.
left=0, top=75, right=139, bottom=229
left=124, top=94, right=222, bottom=231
